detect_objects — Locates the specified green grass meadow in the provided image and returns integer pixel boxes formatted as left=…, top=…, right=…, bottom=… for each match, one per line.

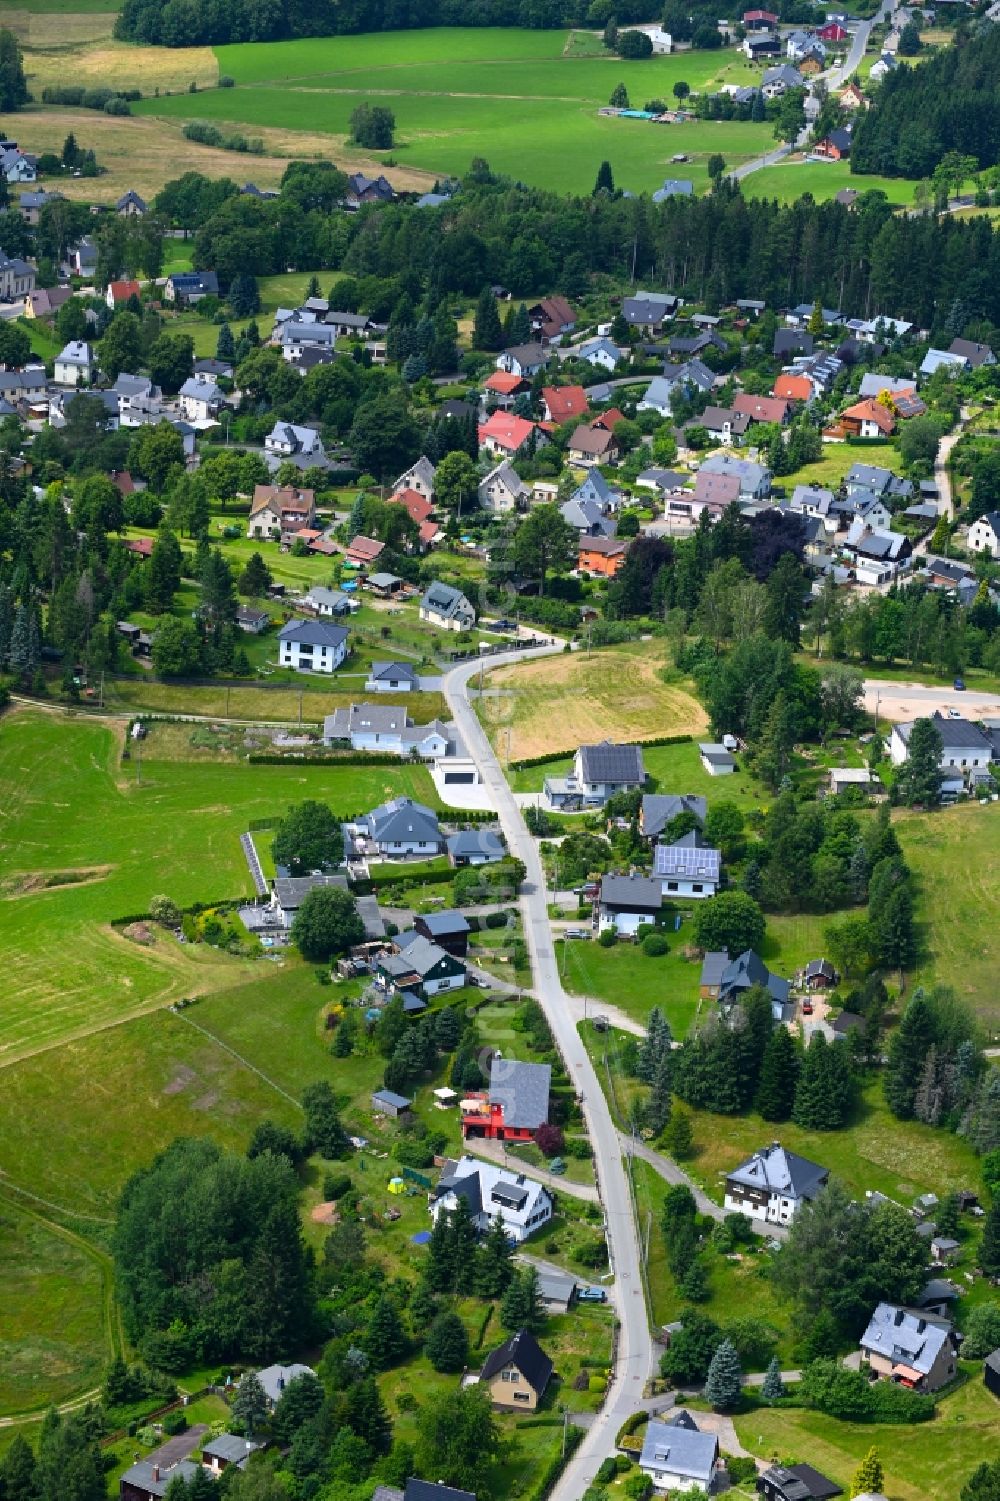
left=133, top=29, right=773, bottom=193
left=743, top=159, right=921, bottom=206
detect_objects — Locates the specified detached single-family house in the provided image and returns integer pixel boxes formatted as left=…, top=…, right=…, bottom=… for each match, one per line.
left=277, top=619, right=348, bottom=674
left=541, top=384, right=588, bottom=424
left=577, top=742, right=646, bottom=802
left=247, top=483, right=316, bottom=539
left=322, top=702, right=452, bottom=758
left=920, top=348, right=968, bottom=378
left=366, top=660, right=420, bottom=692
left=815, top=126, right=852, bottom=160
left=264, top=421, right=326, bottom=467
left=598, top=873, right=663, bottom=936
left=529, top=295, right=576, bottom=342
left=639, top=1412, right=720, bottom=1494
left=305, top=586, right=351, bottom=618
left=420, top=581, right=476, bottom=631
left=496, top=342, right=548, bottom=378
left=270, top=875, right=349, bottom=928
left=699, top=451, right=771, bottom=499
left=840, top=397, right=895, bottom=438
left=967, top=511, right=1000, bottom=557
left=462, top=1057, right=551, bottom=1141
left=481, top=1329, right=553, bottom=1409
left=640, top=794, right=706, bottom=839
left=567, top=423, right=619, bottom=466
left=201, top=1436, right=263, bottom=1476
left=54, top=341, right=96, bottom=386
left=177, top=374, right=224, bottom=423
left=256, top=1364, right=316, bottom=1409
left=479, top=410, right=546, bottom=458
left=653, top=830, right=721, bottom=899
left=718, top=949, right=791, bottom=1016
left=0, top=150, right=37, bottom=184
left=575, top=335, right=626, bottom=370
left=430, top=1157, right=553, bottom=1244
left=116, top=189, right=148, bottom=217
left=120, top=1460, right=201, bottom=1501
left=622, top=291, right=679, bottom=335
left=578, top=535, right=628, bottom=577
left=414, top=909, right=471, bottom=958
left=165, top=270, right=219, bottom=304
left=480, top=459, right=529, bottom=514
left=859, top=1304, right=957, bottom=1392
left=746, top=33, right=782, bottom=58
left=724, top=1141, right=830, bottom=1225
left=377, top=931, right=467, bottom=998
left=447, top=828, right=505, bottom=866
left=106, top=278, right=141, bottom=310
left=733, top=393, right=790, bottom=426
left=357, top=797, right=444, bottom=858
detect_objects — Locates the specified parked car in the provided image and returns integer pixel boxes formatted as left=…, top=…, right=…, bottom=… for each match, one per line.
left=565, top=928, right=591, bottom=940
left=954, top=677, right=966, bottom=690
left=578, top=1286, right=607, bottom=1302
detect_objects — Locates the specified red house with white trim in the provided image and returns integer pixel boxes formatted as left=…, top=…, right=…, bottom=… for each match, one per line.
left=462, top=1058, right=551, bottom=1142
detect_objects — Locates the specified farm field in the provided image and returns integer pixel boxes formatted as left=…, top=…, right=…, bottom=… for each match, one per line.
left=0, top=709, right=442, bottom=1063
left=131, top=30, right=775, bottom=194
left=480, top=645, right=707, bottom=762
left=733, top=1375, right=1000, bottom=1501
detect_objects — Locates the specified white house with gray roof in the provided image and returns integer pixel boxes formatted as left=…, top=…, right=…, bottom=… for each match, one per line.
left=967, top=511, right=1000, bottom=558
left=430, top=1155, right=553, bottom=1242
left=177, top=374, right=224, bottom=423
left=699, top=451, right=771, bottom=499
left=365, top=660, right=420, bottom=692
left=54, top=340, right=96, bottom=386
left=598, top=872, right=663, bottom=935
left=277, top=618, right=348, bottom=674
left=264, top=420, right=326, bottom=467
left=889, top=711, right=992, bottom=782
left=479, top=459, right=528, bottom=514
left=420, top=581, right=476, bottom=630
left=639, top=1412, right=720, bottom=1493
left=724, top=1141, right=829, bottom=1226
left=859, top=1303, right=956, bottom=1392
left=653, top=830, right=721, bottom=898
left=322, top=702, right=453, bottom=759
left=255, top=1363, right=316, bottom=1407
left=355, top=797, right=444, bottom=857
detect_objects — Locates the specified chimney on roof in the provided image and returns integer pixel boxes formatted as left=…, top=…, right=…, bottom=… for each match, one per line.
left=152, top=1468, right=160, bottom=1484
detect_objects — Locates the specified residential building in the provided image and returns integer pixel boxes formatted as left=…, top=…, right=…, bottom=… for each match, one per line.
left=117, top=189, right=147, bottom=216
left=761, top=62, right=804, bottom=94
left=948, top=337, right=995, bottom=369
left=803, top=958, right=838, bottom=989
left=356, top=797, right=444, bottom=858
left=322, top=702, right=452, bottom=758
left=430, top=1157, right=553, bottom=1244
left=529, top=295, right=576, bottom=341
left=344, top=535, right=384, bottom=570
left=653, top=830, right=721, bottom=899
left=446, top=828, right=505, bottom=866
left=815, top=126, right=851, bottom=159
left=724, top=1142, right=830, bottom=1225
left=699, top=742, right=735, bottom=775
left=757, top=1464, right=843, bottom=1501
left=699, top=451, right=770, bottom=499
left=164, top=270, right=219, bottom=304
left=121, top=1460, right=201, bottom=1501
left=889, top=712, right=992, bottom=781
left=639, top=1412, right=720, bottom=1494
left=574, top=335, right=626, bottom=370
left=693, top=405, right=750, bottom=444
left=478, top=410, right=545, bottom=458
left=377, top=932, right=467, bottom=997
left=652, top=179, right=695, bottom=202
left=640, top=794, right=706, bottom=839
left=621, top=291, right=679, bottom=334
left=484, top=370, right=529, bottom=407
left=481, top=1329, right=553, bottom=1408
left=567, top=423, right=619, bottom=465
left=733, top=392, right=790, bottom=425
left=277, top=619, right=348, bottom=674
left=54, top=341, right=96, bottom=386
left=718, top=948, right=791, bottom=1015
left=920, top=347, right=968, bottom=378
left=578, top=536, right=628, bottom=576
left=270, top=875, right=348, bottom=928
left=366, top=660, right=420, bottom=692
left=106, top=278, right=141, bottom=309
left=374, top=1482, right=475, bottom=1501
left=394, top=455, right=437, bottom=498
left=829, top=767, right=883, bottom=797
left=536, top=1269, right=578, bottom=1312
left=201, top=1437, right=262, bottom=1476
left=479, top=459, right=528, bottom=514
left=553, top=741, right=647, bottom=807
left=573, top=467, right=622, bottom=512
left=859, top=1303, right=957, bottom=1392
left=305, top=585, right=351, bottom=618
left=177, top=374, right=224, bottom=423
left=744, top=7, right=778, bottom=26
left=0, top=249, right=36, bottom=302
left=264, top=421, right=326, bottom=467
left=598, top=872, right=663, bottom=936
left=24, top=285, right=70, bottom=318
left=495, top=342, right=548, bottom=377
left=413, top=910, right=471, bottom=958
left=967, top=511, right=1000, bottom=557
left=840, top=397, right=895, bottom=437
left=0, top=150, right=36, bottom=184
left=420, top=581, right=476, bottom=630
left=390, top=486, right=435, bottom=529
left=984, top=1348, right=1000, bottom=1398
left=462, top=1057, right=551, bottom=1141
left=344, top=171, right=394, bottom=207
left=746, top=33, right=783, bottom=58
left=237, top=606, right=269, bottom=634
left=247, top=483, right=316, bottom=539
left=256, top=1364, right=316, bottom=1408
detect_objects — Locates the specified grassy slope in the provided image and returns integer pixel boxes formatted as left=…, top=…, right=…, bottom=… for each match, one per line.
left=132, top=30, right=773, bottom=194
left=743, top=159, right=921, bottom=206
left=0, top=710, right=440, bottom=1062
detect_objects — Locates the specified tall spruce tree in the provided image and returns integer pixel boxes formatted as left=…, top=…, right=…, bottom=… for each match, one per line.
left=473, top=286, right=503, bottom=351
left=704, top=1337, right=742, bottom=1410
left=761, top=1356, right=784, bottom=1402
left=756, top=1025, right=799, bottom=1122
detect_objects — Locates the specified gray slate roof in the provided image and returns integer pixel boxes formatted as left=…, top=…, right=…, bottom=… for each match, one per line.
left=369, top=660, right=419, bottom=685
left=641, top=794, right=707, bottom=838
left=860, top=1302, right=952, bottom=1376
left=600, top=872, right=663, bottom=912
left=421, top=581, right=473, bottom=620
left=364, top=796, right=441, bottom=847
left=202, top=1435, right=262, bottom=1466
left=121, top=1460, right=201, bottom=1497
left=278, top=618, right=348, bottom=649
left=720, top=948, right=789, bottom=1004
left=256, top=1363, right=316, bottom=1404
left=481, top=1328, right=553, bottom=1392
left=419, top=909, right=471, bottom=938
left=727, top=1141, right=829, bottom=1202
left=489, top=1057, right=551, bottom=1129
left=447, top=829, right=505, bottom=861
left=640, top=1418, right=718, bottom=1485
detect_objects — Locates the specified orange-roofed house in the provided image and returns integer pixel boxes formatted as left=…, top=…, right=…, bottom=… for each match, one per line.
left=106, top=279, right=141, bottom=310
left=123, top=536, right=155, bottom=558
left=479, top=411, right=546, bottom=458
left=389, top=487, right=434, bottom=525
left=733, top=393, right=790, bottom=425
left=840, top=398, right=896, bottom=438
left=484, top=371, right=529, bottom=408
left=579, top=536, right=628, bottom=576
left=345, top=534, right=385, bottom=566
left=773, top=373, right=813, bottom=403
left=541, top=385, right=589, bottom=424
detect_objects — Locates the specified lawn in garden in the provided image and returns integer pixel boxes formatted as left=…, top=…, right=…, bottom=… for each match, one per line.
left=743, top=158, right=921, bottom=206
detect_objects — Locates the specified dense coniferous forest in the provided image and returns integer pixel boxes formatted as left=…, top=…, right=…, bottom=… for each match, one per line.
left=852, top=28, right=1000, bottom=179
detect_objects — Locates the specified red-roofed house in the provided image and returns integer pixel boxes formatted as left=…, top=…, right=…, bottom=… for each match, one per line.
left=345, top=535, right=385, bottom=566
left=840, top=398, right=896, bottom=438
left=818, top=20, right=848, bottom=40
left=479, top=411, right=546, bottom=458
left=123, top=536, right=154, bottom=557
left=419, top=518, right=442, bottom=548
left=744, top=7, right=778, bottom=25
left=590, top=407, right=626, bottom=433
left=484, top=371, right=529, bottom=408
left=733, top=393, right=790, bottom=425
left=106, top=279, right=141, bottom=310
left=541, top=385, right=589, bottom=424
left=773, top=373, right=813, bottom=403
left=390, top=487, right=434, bottom=525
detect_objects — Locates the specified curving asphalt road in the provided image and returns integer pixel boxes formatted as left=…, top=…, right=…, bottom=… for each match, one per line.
left=444, top=647, right=658, bottom=1500
left=863, top=677, right=1000, bottom=725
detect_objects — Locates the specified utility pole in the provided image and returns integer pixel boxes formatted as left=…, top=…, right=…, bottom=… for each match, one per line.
left=298, top=690, right=302, bottom=726
left=135, top=735, right=142, bottom=786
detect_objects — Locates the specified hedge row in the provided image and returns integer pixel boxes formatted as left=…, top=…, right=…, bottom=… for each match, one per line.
left=247, top=752, right=431, bottom=767
left=510, top=732, right=693, bottom=771
left=529, top=1424, right=583, bottom=1501
left=361, top=867, right=458, bottom=893
left=616, top=1411, right=648, bottom=1445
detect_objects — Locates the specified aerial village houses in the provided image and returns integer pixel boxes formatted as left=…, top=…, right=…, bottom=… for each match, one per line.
left=461, top=1057, right=551, bottom=1142
left=724, top=1142, right=830, bottom=1226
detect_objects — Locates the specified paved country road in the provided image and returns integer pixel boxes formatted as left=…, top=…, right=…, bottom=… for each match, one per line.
left=445, top=647, right=658, bottom=1501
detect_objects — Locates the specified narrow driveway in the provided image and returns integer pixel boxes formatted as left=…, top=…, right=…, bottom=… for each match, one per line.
left=444, top=648, right=658, bottom=1501
left=465, top=1138, right=600, bottom=1203
left=935, top=430, right=960, bottom=521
